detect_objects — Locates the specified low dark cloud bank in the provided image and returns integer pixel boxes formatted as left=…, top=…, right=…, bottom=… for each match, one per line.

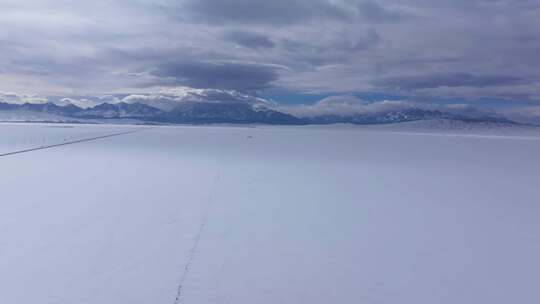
left=150, top=61, right=281, bottom=91
left=223, top=30, right=275, bottom=49
left=181, top=0, right=352, bottom=25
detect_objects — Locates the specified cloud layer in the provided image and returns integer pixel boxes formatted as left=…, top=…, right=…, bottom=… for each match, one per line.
left=279, top=95, right=501, bottom=119
left=1, top=0, right=540, bottom=107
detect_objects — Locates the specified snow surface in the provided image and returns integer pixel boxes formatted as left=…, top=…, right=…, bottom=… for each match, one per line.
left=1, top=123, right=539, bottom=304
left=0, top=123, right=142, bottom=155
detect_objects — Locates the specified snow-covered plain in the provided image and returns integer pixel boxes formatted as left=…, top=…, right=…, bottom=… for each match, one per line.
left=0, top=123, right=140, bottom=155
left=1, top=122, right=539, bottom=304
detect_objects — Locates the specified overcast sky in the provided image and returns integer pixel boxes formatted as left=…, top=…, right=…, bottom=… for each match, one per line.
left=1, top=0, right=539, bottom=108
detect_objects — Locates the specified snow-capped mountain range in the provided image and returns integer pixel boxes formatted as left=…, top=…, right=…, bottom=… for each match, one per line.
left=0, top=88, right=519, bottom=125
left=0, top=100, right=517, bottom=125
left=0, top=100, right=303, bottom=124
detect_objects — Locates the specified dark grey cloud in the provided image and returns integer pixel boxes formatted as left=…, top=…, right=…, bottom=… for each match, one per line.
left=177, top=0, right=413, bottom=25
left=224, top=30, right=275, bottom=49
left=350, top=29, right=380, bottom=51
left=149, top=61, right=282, bottom=91
left=180, top=0, right=351, bottom=25
left=374, top=73, right=524, bottom=90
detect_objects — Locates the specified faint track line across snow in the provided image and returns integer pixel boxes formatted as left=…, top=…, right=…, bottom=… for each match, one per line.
left=0, top=129, right=142, bottom=157
left=173, top=147, right=224, bottom=304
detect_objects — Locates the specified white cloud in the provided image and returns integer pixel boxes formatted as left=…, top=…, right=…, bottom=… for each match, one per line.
left=280, top=95, right=413, bottom=117
left=54, top=98, right=104, bottom=109
left=0, top=91, right=48, bottom=104
left=280, top=95, right=505, bottom=119
left=122, top=87, right=273, bottom=111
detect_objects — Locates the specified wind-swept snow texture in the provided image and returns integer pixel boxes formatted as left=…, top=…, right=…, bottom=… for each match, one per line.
left=1, top=123, right=539, bottom=304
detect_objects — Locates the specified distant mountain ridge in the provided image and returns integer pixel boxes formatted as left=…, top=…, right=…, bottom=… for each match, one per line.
left=0, top=101, right=517, bottom=125
left=301, top=108, right=516, bottom=125
left=0, top=101, right=303, bottom=125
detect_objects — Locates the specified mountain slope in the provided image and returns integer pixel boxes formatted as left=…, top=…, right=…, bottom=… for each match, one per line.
left=164, top=102, right=302, bottom=124
left=74, top=102, right=166, bottom=119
